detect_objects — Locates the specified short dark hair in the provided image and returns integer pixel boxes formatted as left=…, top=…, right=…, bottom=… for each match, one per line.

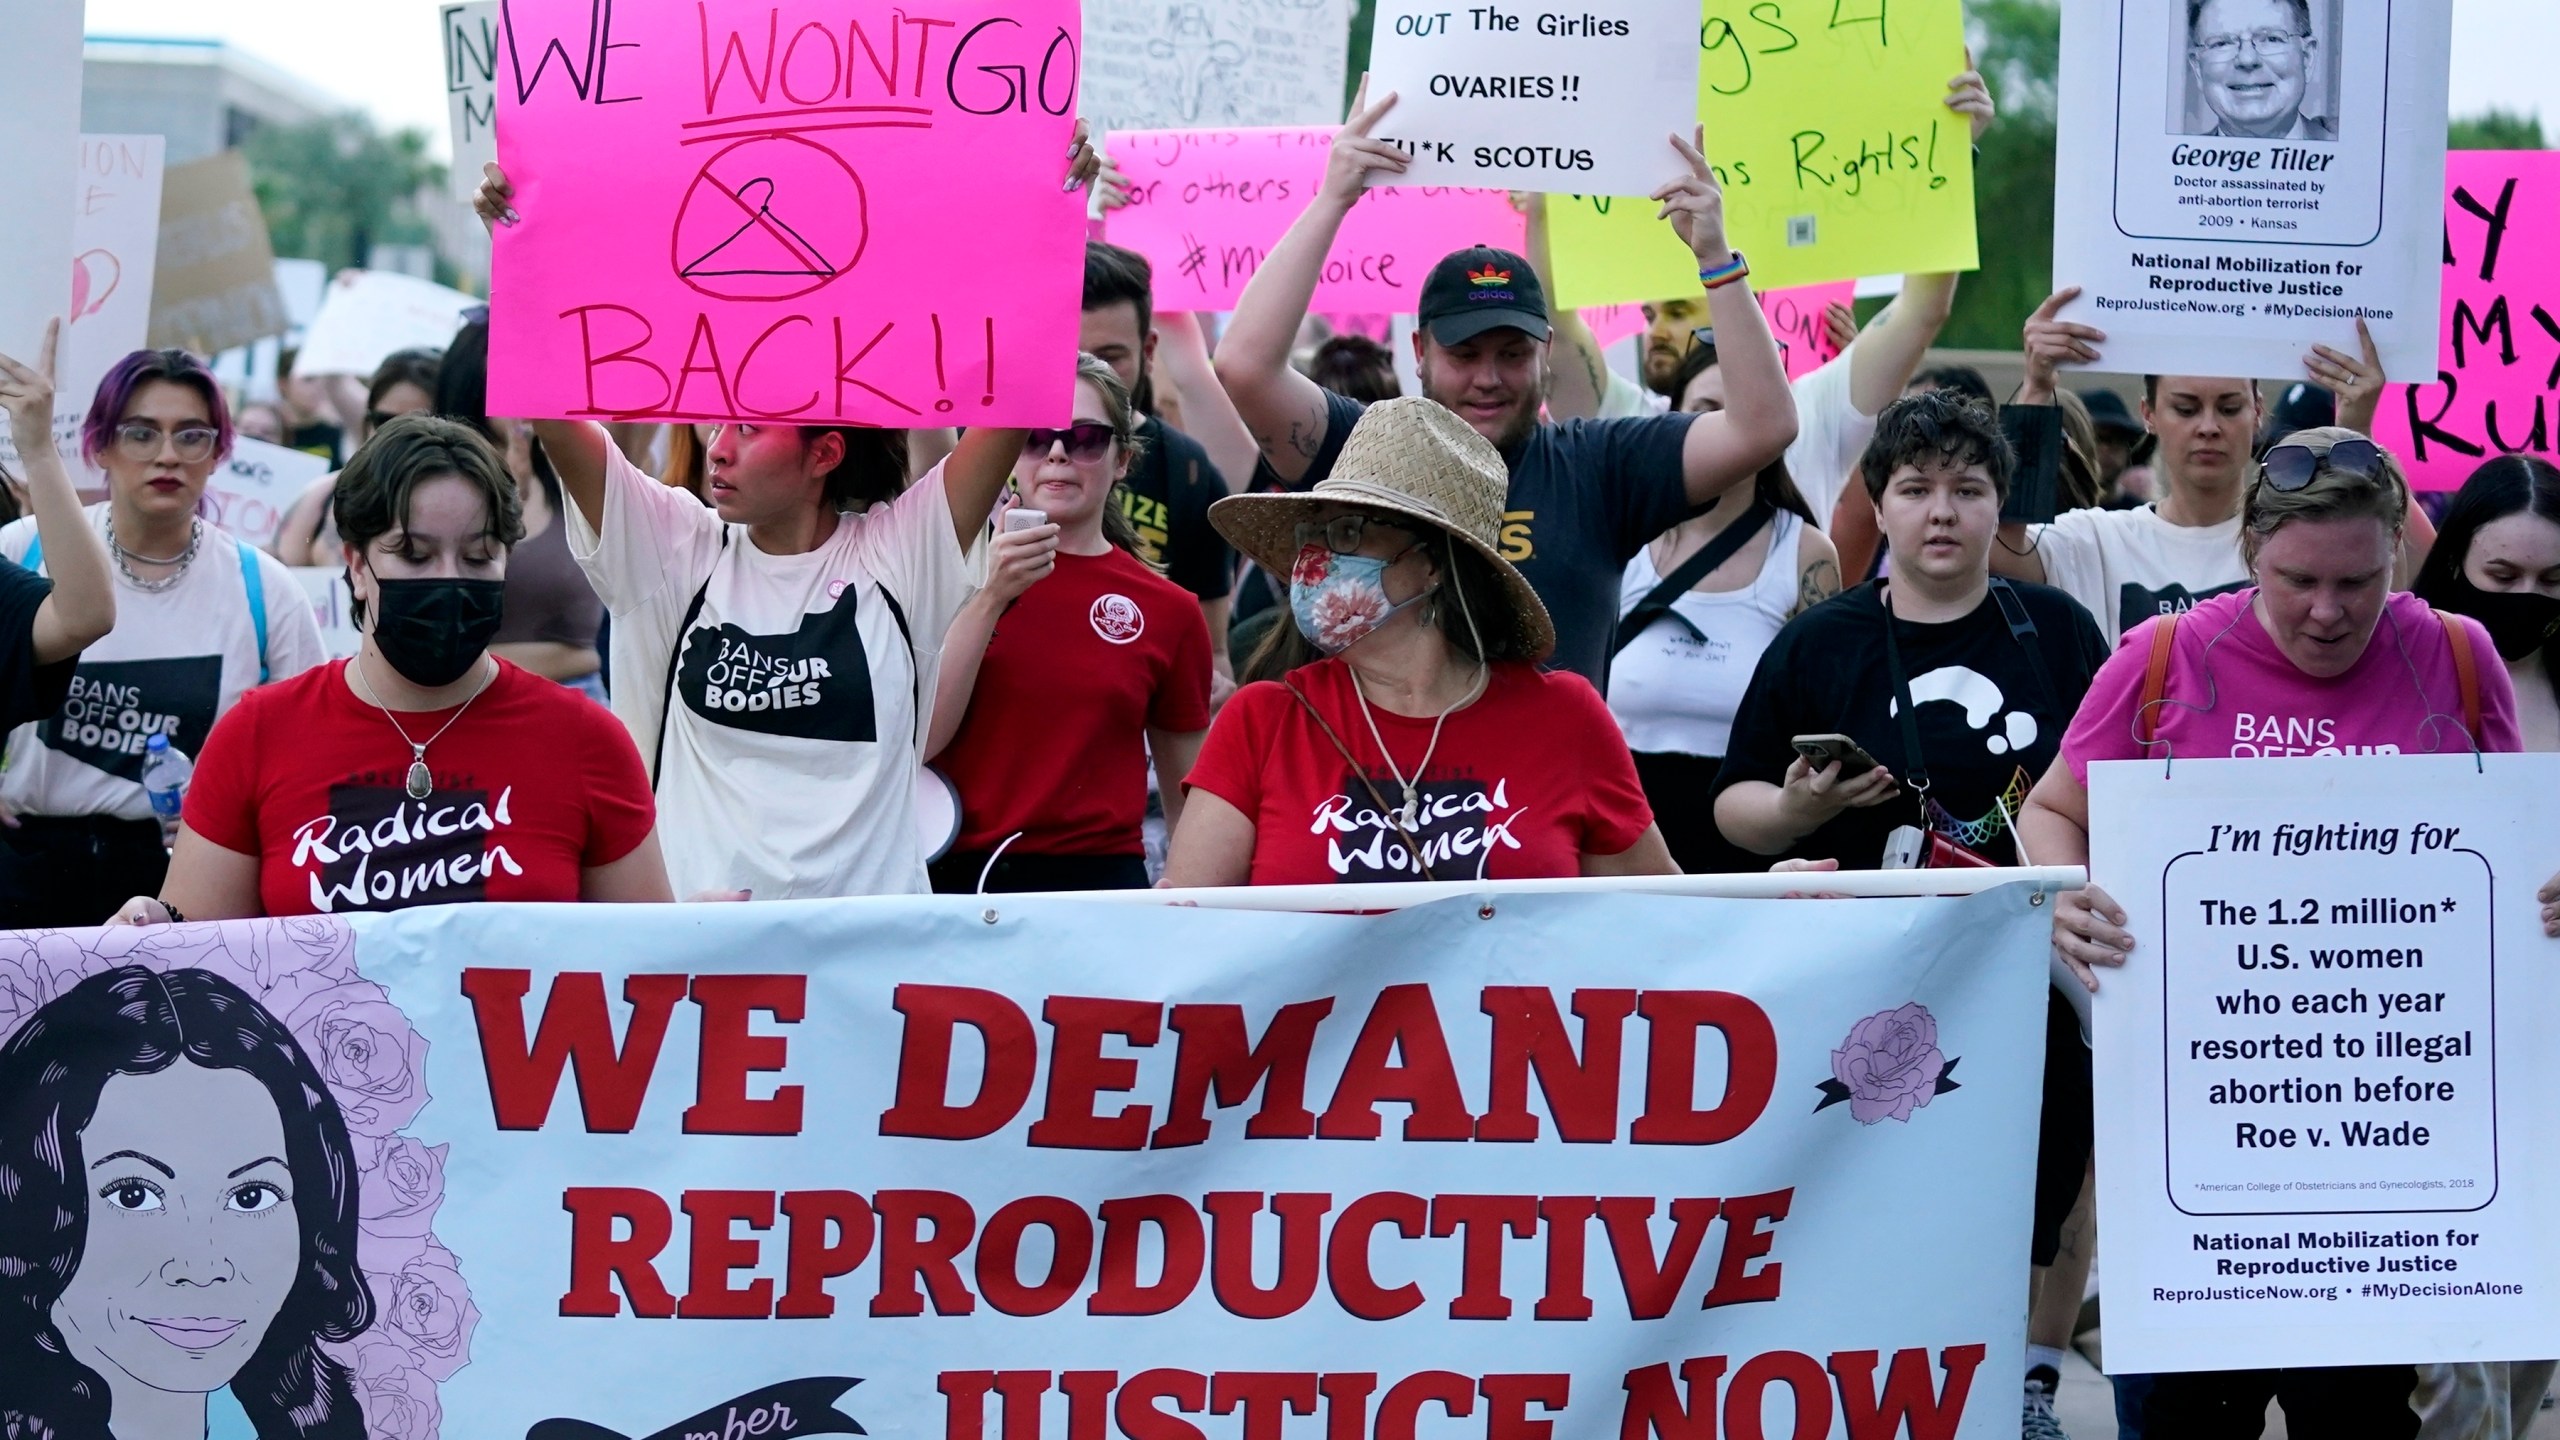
left=334, top=412, right=526, bottom=610
left=1309, top=335, right=1401, bottom=403
left=2187, top=0, right=2311, bottom=33
left=799, top=427, right=910, bottom=510
left=367, top=347, right=443, bottom=417
left=1907, top=363, right=1993, bottom=404
left=1860, top=389, right=2016, bottom=502
left=1083, top=241, right=1154, bottom=340
left=1669, top=341, right=1721, bottom=402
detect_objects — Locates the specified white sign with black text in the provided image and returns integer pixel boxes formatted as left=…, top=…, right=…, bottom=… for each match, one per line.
left=1362, top=0, right=1695, bottom=196
left=2089, top=754, right=2560, bottom=1373
left=443, top=3, right=500, bottom=204
left=2052, top=0, right=2451, bottom=381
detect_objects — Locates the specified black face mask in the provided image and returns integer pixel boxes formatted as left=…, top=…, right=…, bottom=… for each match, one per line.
left=369, top=576, right=508, bottom=687
left=2439, top=574, right=2560, bottom=662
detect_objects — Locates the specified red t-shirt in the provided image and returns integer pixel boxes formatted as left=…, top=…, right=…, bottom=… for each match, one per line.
left=1185, top=657, right=1652, bottom=885
left=938, top=548, right=1213, bottom=855
left=184, top=659, right=656, bottom=915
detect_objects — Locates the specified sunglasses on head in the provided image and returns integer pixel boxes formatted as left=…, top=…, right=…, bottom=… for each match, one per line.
left=2260, top=437, right=2383, bottom=493
left=1021, top=422, right=1114, bottom=462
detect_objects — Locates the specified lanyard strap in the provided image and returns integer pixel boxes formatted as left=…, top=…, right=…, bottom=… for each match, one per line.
left=1878, top=591, right=1932, bottom=796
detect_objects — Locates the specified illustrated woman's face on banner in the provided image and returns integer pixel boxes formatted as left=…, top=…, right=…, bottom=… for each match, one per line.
left=50, top=1061, right=301, bottom=1398
left=2188, top=0, right=2315, bottom=137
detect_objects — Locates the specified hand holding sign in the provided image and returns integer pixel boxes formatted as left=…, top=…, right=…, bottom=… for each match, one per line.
left=2020, top=287, right=2106, bottom=405
left=2304, top=317, right=2383, bottom=436
left=1327, top=78, right=1410, bottom=211
left=1650, top=127, right=1733, bottom=271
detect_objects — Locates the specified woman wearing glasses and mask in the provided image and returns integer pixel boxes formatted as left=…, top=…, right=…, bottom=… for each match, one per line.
left=2024, top=428, right=2557, bottom=1437
left=924, top=357, right=1212, bottom=893
left=111, top=415, right=669, bottom=922
left=1168, top=398, right=1673, bottom=887
left=0, top=348, right=324, bottom=926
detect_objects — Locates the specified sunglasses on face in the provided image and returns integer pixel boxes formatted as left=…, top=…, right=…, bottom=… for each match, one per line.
left=113, top=421, right=220, bottom=463
left=1020, top=422, right=1114, bottom=462
left=2260, top=437, right=2383, bottom=493
left=1295, top=513, right=1418, bottom=557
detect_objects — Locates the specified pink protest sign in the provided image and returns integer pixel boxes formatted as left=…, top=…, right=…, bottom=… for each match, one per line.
left=1103, top=128, right=1522, bottom=313
left=488, top=0, right=1086, bottom=426
left=2373, top=151, right=2560, bottom=491
left=1584, top=284, right=1851, bottom=383
left=1761, top=282, right=1854, bottom=381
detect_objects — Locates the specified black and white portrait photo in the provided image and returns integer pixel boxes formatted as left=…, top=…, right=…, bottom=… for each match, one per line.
left=2170, top=0, right=2343, bottom=141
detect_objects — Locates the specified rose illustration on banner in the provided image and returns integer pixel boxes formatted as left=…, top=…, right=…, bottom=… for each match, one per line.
left=1816, top=1002, right=1962, bottom=1124
left=0, top=920, right=476, bottom=1440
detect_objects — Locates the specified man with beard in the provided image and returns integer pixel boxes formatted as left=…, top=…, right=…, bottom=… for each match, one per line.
left=1995, top=289, right=2405, bottom=645
left=1083, top=241, right=1237, bottom=695
left=2183, top=0, right=2335, bottom=141
left=1214, top=88, right=1796, bottom=684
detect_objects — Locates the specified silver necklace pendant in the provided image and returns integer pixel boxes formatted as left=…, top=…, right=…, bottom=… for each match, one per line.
left=405, top=746, right=433, bottom=800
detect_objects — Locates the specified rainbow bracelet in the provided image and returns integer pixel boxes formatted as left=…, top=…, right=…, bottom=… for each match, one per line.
left=1697, top=251, right=1750, bottom=290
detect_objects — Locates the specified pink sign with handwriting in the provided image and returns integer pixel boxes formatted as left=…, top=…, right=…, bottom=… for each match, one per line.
left=2372, top=151, right=2560, bottom=492
left=1103, top=127, right=1522, bottom=313
left=488, top=0, right=1086, bottom=426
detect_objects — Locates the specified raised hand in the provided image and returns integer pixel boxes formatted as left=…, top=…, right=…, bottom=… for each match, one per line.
left=473, top=163, right=518, bottom=232
left=1321, top=75, right=1409, bottom=210
left=1945, top=63, right=1995, bottom=144
left=1651, top=126, right=1733, bottom=268
left=2304, top=317, right=2383, bottom=435
left=0, top=319, right=60, bottom=458
left=2021, top=288, right=2106, bottom=404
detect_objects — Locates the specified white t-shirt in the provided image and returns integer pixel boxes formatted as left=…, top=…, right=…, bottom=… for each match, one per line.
left=1607, top=509, right=1804, bottom=758
left=565, top=446, right=983, bottom=899
left=0, top=506, right=325, bottom=820
left=1599, top=351, right=1874, bottom=522
left=2025, top=504, right=2249, bottom=647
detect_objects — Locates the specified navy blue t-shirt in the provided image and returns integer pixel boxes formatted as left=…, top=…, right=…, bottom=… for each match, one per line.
left=1291, top=390, right=1694, bottom=683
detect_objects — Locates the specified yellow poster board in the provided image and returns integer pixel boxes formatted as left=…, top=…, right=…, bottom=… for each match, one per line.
left=1548, top=0, right=1979, bottom=307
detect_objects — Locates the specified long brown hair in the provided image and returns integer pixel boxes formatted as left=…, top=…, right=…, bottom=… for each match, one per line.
left=1040, top=354, right=1148, bottom=559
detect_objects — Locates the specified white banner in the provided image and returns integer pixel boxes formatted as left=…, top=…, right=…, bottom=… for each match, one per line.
left=0, top=883, right=2059, bottom=1438
left=292, top=270, right=478, bottom=380
left=2051, top=0, right=2452, bottom=381
left=443, top=3, right=501, bottom=204
left=1081, top=0, right=1351, bottom=133
left=2090, top=755, right=2560, bottom=1373
left=1363, top=0, right=1694, bottom=196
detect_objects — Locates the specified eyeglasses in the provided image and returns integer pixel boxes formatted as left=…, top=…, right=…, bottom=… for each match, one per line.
left=2260, top=437, right=2383, bottom=493
left=1295, top=514, right=1417, bottom=557
left=2193, top=28, right=2308, bottom=63
left=1021, top=422, right=1115, bottom=462
left=113, top=421, right=221, bottom=463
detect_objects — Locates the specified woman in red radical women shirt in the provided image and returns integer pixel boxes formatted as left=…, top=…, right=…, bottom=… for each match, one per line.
left=1168, top=397, right=1674, bottom=886
left=115, top=415, right=670, bottom=920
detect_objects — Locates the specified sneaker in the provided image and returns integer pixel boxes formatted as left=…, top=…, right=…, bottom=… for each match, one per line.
left=2023, top=1365, right=2071, bottom=1440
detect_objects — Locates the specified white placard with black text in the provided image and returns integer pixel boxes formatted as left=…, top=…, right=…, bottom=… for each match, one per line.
left=2090, top=754, right=2560, bottom=1373
left=1362, top=0, right=1695, bottom=196
left=2052, top=0, right=2451, bottom=381
left=443, top=3, right=500, bottom=204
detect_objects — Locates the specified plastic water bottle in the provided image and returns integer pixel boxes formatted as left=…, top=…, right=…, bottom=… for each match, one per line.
left=141, top=735, right=193, bottom=825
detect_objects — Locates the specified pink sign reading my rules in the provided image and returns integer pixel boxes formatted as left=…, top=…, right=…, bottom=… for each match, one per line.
left=1103, top=128, right=1524, bottom=313
left=2372, top=151, right=2560, bottom=492
left=489, top=0, right=1087, bottom=427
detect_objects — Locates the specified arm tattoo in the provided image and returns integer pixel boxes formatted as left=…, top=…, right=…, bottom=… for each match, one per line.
left=1793, top=558, right=1840, bottom=617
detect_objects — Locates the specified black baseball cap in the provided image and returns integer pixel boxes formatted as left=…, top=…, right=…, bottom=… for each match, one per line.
left=2268, top=381, right=2336, bottom=433
left=1418, top=246, right=1551, bottom=346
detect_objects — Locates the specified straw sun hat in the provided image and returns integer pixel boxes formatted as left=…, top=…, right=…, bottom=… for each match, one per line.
left=1209, top=397, right=1555, bottom=663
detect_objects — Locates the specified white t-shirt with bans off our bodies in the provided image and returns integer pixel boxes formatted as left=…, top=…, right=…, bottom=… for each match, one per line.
left=2025, top=503, right=2249, bottom=647
left=566, top=446, right=983, bottom=899
left=0, top=506, right=324, bottom=822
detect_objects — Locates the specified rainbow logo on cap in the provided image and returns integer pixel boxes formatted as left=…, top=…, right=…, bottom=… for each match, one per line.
left=1467, top=264, right=1512, bottom=287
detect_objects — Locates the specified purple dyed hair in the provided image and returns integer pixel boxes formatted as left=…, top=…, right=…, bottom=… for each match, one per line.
left=80, top=348, right=233, bottom=468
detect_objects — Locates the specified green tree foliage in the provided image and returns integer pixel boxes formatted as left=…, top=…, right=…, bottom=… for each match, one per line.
left=1940, top=0, right=2060, bottom=349
left=244, top=113, right=447, bottom=275
left=2448, top=110, right=2547, bottom=150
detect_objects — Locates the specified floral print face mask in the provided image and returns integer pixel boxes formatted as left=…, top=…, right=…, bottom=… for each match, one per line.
left=1289, top=543, right=1429, bottom=655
